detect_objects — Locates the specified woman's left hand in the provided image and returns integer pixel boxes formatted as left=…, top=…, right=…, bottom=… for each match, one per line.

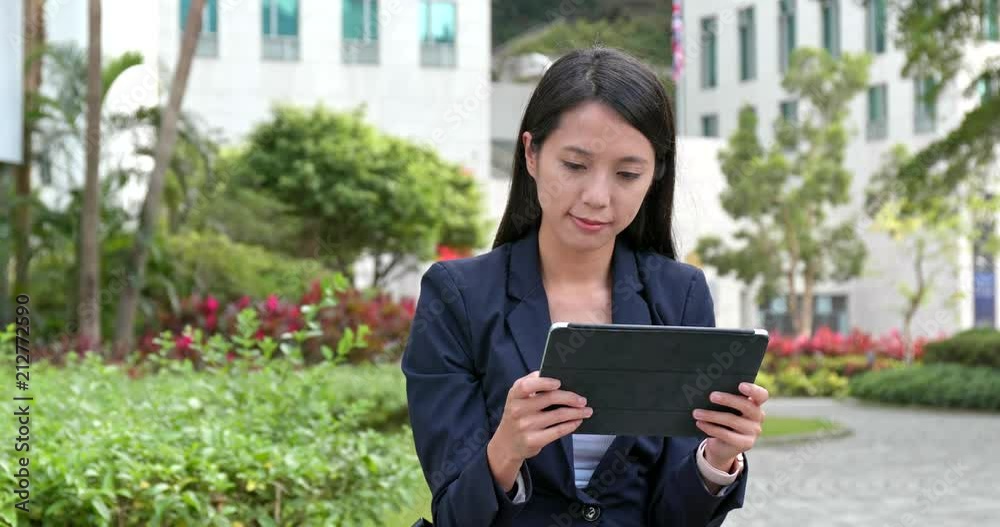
left=692, top=382, right=769, bottom=470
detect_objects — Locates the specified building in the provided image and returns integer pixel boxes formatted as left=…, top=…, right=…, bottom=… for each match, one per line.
left=38, top=0, right=493, bottom=298
left=679, top=0, right=1000, bottom=336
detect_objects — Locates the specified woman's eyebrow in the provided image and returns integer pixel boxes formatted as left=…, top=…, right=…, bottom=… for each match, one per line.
left=561, top=145, right=649, bottom=165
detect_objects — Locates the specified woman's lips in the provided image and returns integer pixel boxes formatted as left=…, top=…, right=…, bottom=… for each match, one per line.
left=571, top=214, right=610, bottom=232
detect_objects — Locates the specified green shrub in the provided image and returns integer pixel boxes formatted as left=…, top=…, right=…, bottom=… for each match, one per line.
left=808, top=368, right=850, bottom=398
left=0, top=351, right=420, bottom=526
left=161, top=231, right=333, bottom=302
left=776, top=366, right=818, bottom=396
left=849, top=363, right=1000, bottom=411
left=922, top=328, right=1000, bottom=369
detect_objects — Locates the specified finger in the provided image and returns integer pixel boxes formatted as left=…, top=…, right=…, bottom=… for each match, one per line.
left=526, top=389, right=588, bottom=412
left=529, top=418, right=584, bottom=448
left=740, top=382, right=770, bottom=404
left=695, top=421, right=755, bottom=451
left=710, top=391, right=763, bottom=421
left=530, top=405, right=593, bottom=430
left=512, top=375, right=561, bottom=399
left=694, top=410, right=762, bottom=437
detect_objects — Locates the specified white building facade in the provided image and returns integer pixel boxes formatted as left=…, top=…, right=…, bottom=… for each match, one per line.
left=679, top=0, right=1000, bottom=337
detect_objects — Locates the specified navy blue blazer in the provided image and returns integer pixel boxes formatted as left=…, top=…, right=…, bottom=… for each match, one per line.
left=401, top=227, right=748, bottom=526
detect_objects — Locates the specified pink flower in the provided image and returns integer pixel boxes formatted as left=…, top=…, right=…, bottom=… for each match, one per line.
left=203, top=295, right=219, bottom=313
left=205, top=313, right=218, bottom=331
left=265, top=294, right=280, bottom=313
left=176, top=335, right=193, bottom=352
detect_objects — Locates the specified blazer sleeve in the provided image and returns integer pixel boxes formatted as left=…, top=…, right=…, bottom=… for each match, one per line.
left=646, top=269, right=750, bottom=526
left=401, top=262, right=532, bottom=527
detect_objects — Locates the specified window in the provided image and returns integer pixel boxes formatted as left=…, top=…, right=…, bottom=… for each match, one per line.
left=262, top=0, right=299, bottom=61
left=344, top=0, right=378, bottom=64
left=701, top=114, right=719, bottom=137
left=738, top=7, right=756, bottom=81
left=779, top=0, right=796, bottom=73
left=866, top=0, right=887, bottom=53
left=978, top=76, right=1000, bottom=102
left=420, top=0, right=457, bottom=67
left=701, top=16, right=718, bottom=88
left=760, top=294, right=849, bottom=334
left=821, top=0, right=840, bottom=57
left=780, top=100, right=798, bottom=124
left=180, top=0, right=218, bottom=57
left=985, top=0, right=999, bottom=41
left=914, top=77, right=936, bottom=134
left=973, top=206, right=996, bottom=327
left=867, top=84, right=888, bottom=141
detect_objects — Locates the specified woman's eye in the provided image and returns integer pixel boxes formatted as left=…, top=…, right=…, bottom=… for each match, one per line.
left=562, top=161, right=586, bottom=172
left=620, top=172, right=641, bottom=180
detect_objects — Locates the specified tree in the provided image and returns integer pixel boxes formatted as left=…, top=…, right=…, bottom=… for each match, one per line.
left=79, top=0, right=102, bottom=346
left=890, top=0, right=1000, bottom=219
left=12, top=0, right=46, bottom=301
left=867, top=145, right=964, bottom=363
left=231, top=105, right=486, bottom=288
left=113, top=0, right=204, bottom=356
left=697, top=48, right=871, bottom=336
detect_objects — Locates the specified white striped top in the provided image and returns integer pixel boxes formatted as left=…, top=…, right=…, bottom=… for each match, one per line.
left=572, top=433, right=617, bottom=488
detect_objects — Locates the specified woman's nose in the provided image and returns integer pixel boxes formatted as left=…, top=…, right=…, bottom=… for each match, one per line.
left=580, top=175, right=611, bottom=208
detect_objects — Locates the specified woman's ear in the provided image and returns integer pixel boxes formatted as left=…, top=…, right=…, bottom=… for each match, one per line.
left=522, top=131, right=538, bottom=181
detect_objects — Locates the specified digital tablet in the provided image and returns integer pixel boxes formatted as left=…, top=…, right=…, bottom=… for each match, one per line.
left=538, top=322, right=769, bottom=437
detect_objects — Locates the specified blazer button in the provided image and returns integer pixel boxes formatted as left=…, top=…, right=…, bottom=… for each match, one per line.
left=582, top=504, right=601, bottom=522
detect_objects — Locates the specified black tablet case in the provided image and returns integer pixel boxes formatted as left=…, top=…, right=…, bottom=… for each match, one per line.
left=538, top=323, right=769, bottom=437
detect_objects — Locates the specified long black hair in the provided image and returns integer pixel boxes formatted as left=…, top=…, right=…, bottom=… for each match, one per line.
left=491, top=46, right=677, bottom=259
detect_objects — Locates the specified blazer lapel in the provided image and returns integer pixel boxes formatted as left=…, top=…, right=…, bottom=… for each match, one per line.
left=506, top=227, right=551, bottom=374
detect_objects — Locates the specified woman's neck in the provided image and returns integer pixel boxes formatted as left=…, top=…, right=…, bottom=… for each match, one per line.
left=537, top=222, right=614, bottom=291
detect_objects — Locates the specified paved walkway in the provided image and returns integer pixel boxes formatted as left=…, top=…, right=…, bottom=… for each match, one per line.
left=727, top=397, right=1000, bottom=527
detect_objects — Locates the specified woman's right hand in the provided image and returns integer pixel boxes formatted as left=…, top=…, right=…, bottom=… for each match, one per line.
left=486, top=371, right=592, bottom=491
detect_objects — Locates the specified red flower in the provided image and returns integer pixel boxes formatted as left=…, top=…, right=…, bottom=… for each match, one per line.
left=176, top=334, right=193, bottom=352
left=265, top=294, right=280, bottom=313
left=203, top=295, right=219, bottom=313
left=205, top=313, right=218, bottom=331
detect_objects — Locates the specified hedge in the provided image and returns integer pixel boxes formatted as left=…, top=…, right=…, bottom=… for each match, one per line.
left=848, top=363, right=1000, bottom=411
left=922, top=328, right=1000, bottom=369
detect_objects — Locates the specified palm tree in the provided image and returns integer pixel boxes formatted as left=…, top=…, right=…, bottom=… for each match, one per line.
left=114, top=0, right=205, bottom=356
left=80, top=0, right=102, bottom=345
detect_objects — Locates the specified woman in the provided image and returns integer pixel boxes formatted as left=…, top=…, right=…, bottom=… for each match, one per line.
left=402, top=47, right=769, bottom=526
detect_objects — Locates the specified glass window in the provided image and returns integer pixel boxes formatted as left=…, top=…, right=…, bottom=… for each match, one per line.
left=780, top=100, right=798, bottom=124
left=867, top=0, right=887, bottom=53
left=701, top=114, right=719, bottom=137
left=760, top=294, right=849, bottom=335
left=779, top=0, right=796, bottom=73
left=344, top=0, right=379, bottom=64
left=985, top=0, right=999, bottom=41
left=821, top=0, right=840, bottom=57
left=701, top=16, right=718, bottom=88
left=980, top=76, right=1000, bottom=102
left=867, top=84, right=888, bottom=141
left=262, top=0, right=299, bottom=60
left=973, top=206, right=996, bottom=327
left=180, top=0, right=218, bottom=57
left=914, top=76, right=936, bottom=134
left=419, top=0, right=457, bottom=67
left=739, top=7, right=756, bottom=81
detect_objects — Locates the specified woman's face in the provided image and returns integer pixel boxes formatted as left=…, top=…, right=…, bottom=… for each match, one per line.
left=523, top=100, right=656, bottom=252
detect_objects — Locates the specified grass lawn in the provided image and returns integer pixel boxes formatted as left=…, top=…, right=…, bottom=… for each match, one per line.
left=382, top=416, right=839, bottom=525
left=762, top=416, right=840, bottom=436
